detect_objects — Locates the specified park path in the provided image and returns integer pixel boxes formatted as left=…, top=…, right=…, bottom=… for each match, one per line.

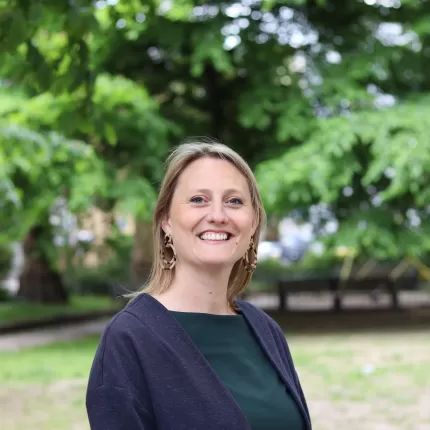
left=0, top=318, right=109, bottom=352
left=2, top=289, right=430, bottom=352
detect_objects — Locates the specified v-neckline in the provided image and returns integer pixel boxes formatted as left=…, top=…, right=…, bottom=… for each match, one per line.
left=142, top=294, right=252, bottom=429
left=140, top=294, right=310, bottom=430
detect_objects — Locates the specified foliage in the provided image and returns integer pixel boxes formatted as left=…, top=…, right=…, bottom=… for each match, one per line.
left=2, top=0, right=430, bottom=270
left=0, top=122, right=103, bottom=246
left=0, top=0, right=320, bottom=169
left=0, top=71, right=172, bottom=219
left=67, top=232, right=134, bottom=297
left=0, top=0, right=98, bottom=95
left=256, top=251, right=341, bottom=279
left=257, top=96, right=430, bottom=259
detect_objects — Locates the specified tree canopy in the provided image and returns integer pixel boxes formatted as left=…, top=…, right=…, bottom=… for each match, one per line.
left=2, top=0, right=430, bottom=301
left=257, top=95, right=430, bottom=260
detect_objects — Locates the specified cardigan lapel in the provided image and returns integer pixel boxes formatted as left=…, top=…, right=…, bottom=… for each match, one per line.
left=137, top=294, right=310, bottom=430
left=140, top=294, right=252, bottom=430
left=237, top=300, right=311, bottom=430
left=237, top=300, right=296, bottom=386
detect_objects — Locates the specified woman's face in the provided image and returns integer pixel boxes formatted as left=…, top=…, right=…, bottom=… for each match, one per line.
left=162, top=157, right=257, bottom=270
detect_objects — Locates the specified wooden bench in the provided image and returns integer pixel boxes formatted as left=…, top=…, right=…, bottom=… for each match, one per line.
left=254, top=268, right=419, bottom=312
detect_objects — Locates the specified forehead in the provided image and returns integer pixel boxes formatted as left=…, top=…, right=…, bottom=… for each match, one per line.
left=176, top=157, right=249, bottom=193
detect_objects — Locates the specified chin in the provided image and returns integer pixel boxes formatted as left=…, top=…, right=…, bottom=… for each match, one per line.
left=196, top=256, right=236, bottom=269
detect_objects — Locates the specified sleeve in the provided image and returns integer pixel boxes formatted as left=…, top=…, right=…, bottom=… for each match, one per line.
left=85, top=313, right=156, bottom=430
left=86, top=385, right=154, bottom=430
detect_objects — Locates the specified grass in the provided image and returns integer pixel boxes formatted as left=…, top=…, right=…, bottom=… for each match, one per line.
left=0, top=337, right=101, bottom=430
left=288, top=330, right=430, bottom=429
left=0, top=336, right=99, bottom=383
left=0, top=295, right=122, bottom=325
left=0, top=328, right=429, bottom=429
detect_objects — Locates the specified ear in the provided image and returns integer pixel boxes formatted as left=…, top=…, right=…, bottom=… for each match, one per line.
left=161, top=215, right=172, bottom=236
left=251, top=213, right=258, bottom=236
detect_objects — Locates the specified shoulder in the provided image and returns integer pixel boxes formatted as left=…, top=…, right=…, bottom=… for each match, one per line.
left=102, top=296, right=147, bottom=338
left=95, top=294, right=163, bottom=362
left=88, top=295, right=161, bottom=390
left=236, top=299, right=284, bottom=334
left=237, top=299, right=294, bottom=361
left=102, top=294, right=162, bottom=337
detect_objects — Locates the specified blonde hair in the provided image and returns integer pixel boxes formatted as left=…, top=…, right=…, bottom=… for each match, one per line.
left=129, top=137, right=267, bottom=307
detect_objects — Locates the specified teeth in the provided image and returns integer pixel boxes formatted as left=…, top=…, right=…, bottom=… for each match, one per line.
left=200, top=233, right=228, bottom=241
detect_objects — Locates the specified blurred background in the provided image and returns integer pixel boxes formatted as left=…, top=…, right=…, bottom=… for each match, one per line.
left=1, top=0, right=430, bottom=429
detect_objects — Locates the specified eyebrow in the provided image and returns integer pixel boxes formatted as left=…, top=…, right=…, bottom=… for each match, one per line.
left=192, top=188, right=245, bottom=195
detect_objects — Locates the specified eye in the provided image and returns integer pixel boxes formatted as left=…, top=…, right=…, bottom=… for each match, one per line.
left=190, top=196, right=206, bottom=204
left=228, top=197, right=244, bottom=205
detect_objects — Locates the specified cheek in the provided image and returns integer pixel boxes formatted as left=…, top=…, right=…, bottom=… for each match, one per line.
left=234, top=233, right=252, bottom=254
left=236, top=211, right=256, bottom=235
left=170, top=208, right=196, bottom=231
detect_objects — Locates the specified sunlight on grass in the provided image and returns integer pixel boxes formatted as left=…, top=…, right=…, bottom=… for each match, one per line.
left=0, top=336, right=100, bottom=383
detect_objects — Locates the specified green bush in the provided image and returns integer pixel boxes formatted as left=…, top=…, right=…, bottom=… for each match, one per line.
left=255, top=252, right=341, bottom=279
left=0, top=245, right=13, bottom=302
left=66, top=233, right=133, bottom=298
left=69, top=260, right=130, bottom=297
left=0, top=287, right=12, bottom=302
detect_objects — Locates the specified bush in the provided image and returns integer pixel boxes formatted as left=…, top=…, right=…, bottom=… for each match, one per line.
left=69, top=261, right=130, bottom=297
left=255, top=252, right=342, bottom=280
left=66, top=233, right=134, bottom=298
left=0, top=286, right=12, bottom=302
left=0, top=244, right=14, bottom=302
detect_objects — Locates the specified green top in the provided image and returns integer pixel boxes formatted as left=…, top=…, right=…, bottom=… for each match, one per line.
left=171, top=311, right=305, bottom=430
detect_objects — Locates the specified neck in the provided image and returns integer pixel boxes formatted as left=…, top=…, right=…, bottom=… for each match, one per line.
left=155, top=261, right=236, bottom=315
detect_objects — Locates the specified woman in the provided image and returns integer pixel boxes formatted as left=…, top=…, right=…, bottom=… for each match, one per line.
left=86, top=139, right=312, bottom=430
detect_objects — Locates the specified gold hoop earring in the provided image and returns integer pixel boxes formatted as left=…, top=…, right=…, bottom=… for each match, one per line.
left=243, top=237, right=257, bottom=273
left=161, top=234, right=177, bottom=270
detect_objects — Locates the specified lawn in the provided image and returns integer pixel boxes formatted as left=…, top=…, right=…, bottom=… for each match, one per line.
left=0, top=295, right=122, bottom=325
left=0, top=328, right=429, bottom=429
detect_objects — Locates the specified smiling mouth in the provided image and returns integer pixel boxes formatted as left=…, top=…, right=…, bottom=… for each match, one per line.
left=199, top=232, right=232, bottom=241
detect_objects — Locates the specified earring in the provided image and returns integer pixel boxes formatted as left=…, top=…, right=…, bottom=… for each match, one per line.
left=243, top=237, right=257, bottom=273
left=161, top=234, right=177, bottom=270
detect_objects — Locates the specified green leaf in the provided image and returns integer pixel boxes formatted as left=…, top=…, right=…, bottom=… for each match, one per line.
left=104, top=123, right=117, bottom=145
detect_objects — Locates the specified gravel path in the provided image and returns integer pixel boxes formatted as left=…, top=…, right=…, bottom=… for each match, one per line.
left=1, top=290, right=430, bottom=352
left=0, top=318, right=109, bottom=352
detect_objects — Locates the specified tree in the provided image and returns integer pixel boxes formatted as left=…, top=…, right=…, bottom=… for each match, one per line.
left=253, top=1, right=430, bottom=262
left=0, top=119, right=103, bottom=302
left=257, top=95, right=430, bottom=261
left=0, top=0, right=318, bottom=169
left=2, top=0, right=430, bottom=288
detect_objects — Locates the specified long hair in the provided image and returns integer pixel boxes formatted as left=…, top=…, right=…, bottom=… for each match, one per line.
left=129, top=138, right=267, bottom=307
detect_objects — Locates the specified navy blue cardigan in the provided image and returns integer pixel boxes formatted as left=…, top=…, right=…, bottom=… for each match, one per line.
left=86, top=294, right=312, bottom=430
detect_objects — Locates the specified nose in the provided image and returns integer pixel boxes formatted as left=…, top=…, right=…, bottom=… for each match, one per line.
left=207, top=202, right=228, bottom=224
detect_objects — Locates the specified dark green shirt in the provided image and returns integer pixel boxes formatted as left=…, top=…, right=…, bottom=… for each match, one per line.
left=171, top=311, right=305, bottom=430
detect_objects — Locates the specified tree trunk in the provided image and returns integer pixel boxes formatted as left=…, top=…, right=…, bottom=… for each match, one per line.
left=17, top=225, right=69, bottom=304
left=130, top=219, right=154, bottom=289
left=263, top=216, right=280, bottom=241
